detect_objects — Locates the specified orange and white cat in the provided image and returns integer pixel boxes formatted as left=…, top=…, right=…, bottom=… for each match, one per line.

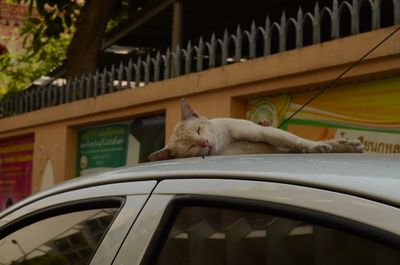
left=148, top=99, right=363, bottom=161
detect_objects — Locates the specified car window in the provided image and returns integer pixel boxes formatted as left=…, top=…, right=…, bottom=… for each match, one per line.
left=0, top=207, right=118, bottom=265
left=153, top=206, right=400, bottom=265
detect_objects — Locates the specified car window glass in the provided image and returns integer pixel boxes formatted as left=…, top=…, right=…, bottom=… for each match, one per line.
left=0, top=208, right=118, bottom=265
left=154, top=206, right=400, bottom=265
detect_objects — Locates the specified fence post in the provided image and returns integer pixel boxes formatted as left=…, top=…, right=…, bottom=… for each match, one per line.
left=135, top=57, right=142, bottom=87
left=264, top=16, right=271, bottom=55
left=93, top=71, right=99, bottom=96
left=220, top=30, right=229, bottom=65
left=296, top=8, right=303, bottom=48
left=395, top=0, right=400, bottom=24
left=248, top=22, right=257, bottom=58
left=153, top=52, right=161, bottom=82
left=185, top=41, right=192, bottom=74
left=125, top=59, right=132, bottom=87
left=101, top=68, right=107, bottom=95
left=372, top=0, right=381, bottom=29
left=208, top=34, right=216, bottom=67
left=109, top=65, right=116, bottom=92
left=163, top=48, right=171, bottom=80
left=313, top=2, right=321, bottom=44
left=86, top=74, right=93, bottom=97
left=117, top=62, right=124, bottom=90
left=233, top=26, right=242, bottom=61
left=351, top=0, right=359, bottom=34
left=145, top=54, right=151, bottom=84
left=41, top=87, right=46, bottom=109
left=173, top=45, right=181, bottom=77
left=279, top=11, right=286, bottom=52
left=79, top=74, right=85, bottom=99
left=332, top=0, right=340, bottom=38
left=196, top=38, right=204, bottom=72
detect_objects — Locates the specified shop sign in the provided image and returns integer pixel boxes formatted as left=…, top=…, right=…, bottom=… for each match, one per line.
left=0, top=134, right=34, bottom=210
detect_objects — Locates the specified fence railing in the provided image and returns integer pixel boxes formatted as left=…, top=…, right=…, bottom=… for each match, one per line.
left=1, top=0, right=399, bottom=118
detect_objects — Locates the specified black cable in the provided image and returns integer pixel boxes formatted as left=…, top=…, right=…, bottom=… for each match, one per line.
left=278, top=26, right=400, bottom=129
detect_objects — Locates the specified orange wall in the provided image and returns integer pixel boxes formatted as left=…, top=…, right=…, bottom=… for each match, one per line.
left=1, top=26, right=400, bottom=194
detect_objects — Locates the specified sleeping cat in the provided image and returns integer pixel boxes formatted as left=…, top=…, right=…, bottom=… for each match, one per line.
left=148, top=99, right=364, bottom=161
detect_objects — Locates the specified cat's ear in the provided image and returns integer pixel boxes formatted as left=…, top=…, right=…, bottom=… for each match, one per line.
left=148, top=147, right=173, bottom=161
left=181, top=99, right=199, bottom=121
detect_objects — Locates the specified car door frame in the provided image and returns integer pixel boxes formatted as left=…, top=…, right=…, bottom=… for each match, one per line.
left=112, top=178, right=400, bottom=265
left=0, top=180, right=157, bottom=265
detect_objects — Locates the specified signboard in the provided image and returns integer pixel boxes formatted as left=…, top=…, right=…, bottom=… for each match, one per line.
left=77, top=123, right=129, bottom=176
left=0, top=134, right=34, bottom=211
left=77, top=115, right=165, bottom=176
left=247, top=77, right=400, bottom=153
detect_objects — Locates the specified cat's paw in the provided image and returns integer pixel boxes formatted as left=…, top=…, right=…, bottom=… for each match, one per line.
left=335, top=138, right=364, bottom=153
left=300, top=142, right=332, bottom=153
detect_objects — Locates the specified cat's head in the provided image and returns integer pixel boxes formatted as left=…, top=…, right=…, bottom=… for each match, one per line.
left=148, top=99, right=217, bottom=161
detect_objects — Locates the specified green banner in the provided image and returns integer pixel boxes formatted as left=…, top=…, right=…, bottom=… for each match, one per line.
left=246, top=77, right=400, bottom=154
left=76, top=115, right=165, bottom=176
left=77, top=123, right=129, bottom=176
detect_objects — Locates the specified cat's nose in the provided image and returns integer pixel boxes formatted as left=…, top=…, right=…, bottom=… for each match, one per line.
left=201, top=139, right=209, bottom=147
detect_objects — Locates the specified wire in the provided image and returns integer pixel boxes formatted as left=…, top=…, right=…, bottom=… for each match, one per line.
left=278, top=25, right=400, bottom=129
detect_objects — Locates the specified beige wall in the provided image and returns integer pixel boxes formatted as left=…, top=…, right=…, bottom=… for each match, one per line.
left=1, top=26, right=400, bottom=193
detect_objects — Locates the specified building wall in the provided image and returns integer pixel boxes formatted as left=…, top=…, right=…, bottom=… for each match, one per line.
left=0, top=26, right=399, bottom=197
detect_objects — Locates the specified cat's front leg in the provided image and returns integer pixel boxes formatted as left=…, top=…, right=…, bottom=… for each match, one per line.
left=293, top=138, right=364, bottom=153
left=297, top=140, right=333, bottom=153
left=325, top=138, right=364, bottom=153
left=222, top=119, right=333, bottom=153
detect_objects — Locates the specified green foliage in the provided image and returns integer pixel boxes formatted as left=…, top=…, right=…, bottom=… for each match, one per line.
left=0, top=34, right=70, bottom=99
left=0, top=0, right=78, bottom=99
left=12, top=0, right=144, bottom=55
left=16, top=0, right=84, bottom=55
left=0, top=0, right=146, bottom=99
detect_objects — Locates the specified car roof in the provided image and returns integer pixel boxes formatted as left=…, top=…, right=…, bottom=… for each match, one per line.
left=1, top=154, right=400, bottom=218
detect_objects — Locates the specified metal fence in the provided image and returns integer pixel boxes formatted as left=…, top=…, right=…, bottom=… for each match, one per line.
left=1, top=0, right=399, bottom=118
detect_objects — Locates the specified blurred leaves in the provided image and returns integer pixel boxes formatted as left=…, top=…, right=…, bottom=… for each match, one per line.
left=0, top=0, right=81, bottom=98
left=16, top=0, right=84, bottom=55
left=0, top=0, right=146, bottom=99
left=0, top=33, right=71, bottom=99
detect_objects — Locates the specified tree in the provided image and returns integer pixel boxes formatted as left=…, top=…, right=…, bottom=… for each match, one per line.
left=0, top=33, right=70, bottom=98
left=0, top=0, right=145, bottom=98
left=19, top=0, right=119, bottom=78
left=18, top=0, right=145, bottom=77
left=66, top=0, right=119, bottom=78
left=0, top=0, right=80, bottom=97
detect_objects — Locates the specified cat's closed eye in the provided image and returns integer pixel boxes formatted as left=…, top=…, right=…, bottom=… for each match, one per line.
left=197, top=127, right=201, bottom=135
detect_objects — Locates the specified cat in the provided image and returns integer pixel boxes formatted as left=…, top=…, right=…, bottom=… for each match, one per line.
left=148, top=99, right=364, bottom=161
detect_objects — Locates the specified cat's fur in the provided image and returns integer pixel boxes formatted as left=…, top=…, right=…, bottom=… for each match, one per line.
left=148, top=99, right=364, bottom=161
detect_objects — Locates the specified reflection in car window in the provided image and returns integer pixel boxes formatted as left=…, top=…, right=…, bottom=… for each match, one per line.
left=0, top=208, right=118, bottom=265
left=155, top=206, right=400, bottom=265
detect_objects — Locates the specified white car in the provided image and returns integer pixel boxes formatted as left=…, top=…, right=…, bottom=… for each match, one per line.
left=1, top=154, right=400, bottom=265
